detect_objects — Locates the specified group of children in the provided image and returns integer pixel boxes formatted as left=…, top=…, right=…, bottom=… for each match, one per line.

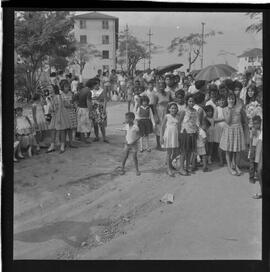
left=120, top=74, right=263, bottom=199
left=14, top=69, right=263, bottom=199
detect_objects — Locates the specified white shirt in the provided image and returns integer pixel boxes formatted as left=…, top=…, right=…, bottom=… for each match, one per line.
left=124, top=123, right=140, bottom=144
left=188, top=85, right=199, bottom=94
left=71, top=80, right=78, bottom=93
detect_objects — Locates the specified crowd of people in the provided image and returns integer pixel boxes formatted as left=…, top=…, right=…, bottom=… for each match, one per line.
left=14, top=67, right=263, bottom=199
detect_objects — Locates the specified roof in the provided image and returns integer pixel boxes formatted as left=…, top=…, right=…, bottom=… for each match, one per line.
left=238, top=48, right=262, bottom=58
left=73, top=12, right=118, bottom=20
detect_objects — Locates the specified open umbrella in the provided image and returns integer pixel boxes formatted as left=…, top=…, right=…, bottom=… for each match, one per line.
left=156, top=63, right=183, bottom=75
left=189, top=69, right=201, bottom=78
left=195, top=64, right=237, bottom=82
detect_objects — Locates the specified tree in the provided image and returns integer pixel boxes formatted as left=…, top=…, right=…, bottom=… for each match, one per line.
left=68, top=42, right=100, bottom=76
left=15, top=11, right=75, bottom=97
left=168, top=30, right=223, bottom=71
left=117, top=31, right=161, bottom=76
left=245, top=13, right=262, bottom=33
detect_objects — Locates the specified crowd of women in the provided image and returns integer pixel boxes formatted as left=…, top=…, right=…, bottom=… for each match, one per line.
left=14, top=68, right=263, bottom=199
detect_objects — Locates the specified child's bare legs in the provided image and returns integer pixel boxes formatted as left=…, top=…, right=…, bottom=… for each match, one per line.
left=166, top=149, right=175, bottom=176
left=145, top=135, right=150, bottom=151
left=207, top=142, right=213, bottom=164
left=226, top=151, right=235, bottom=175
left=156, top=135, right=162, bottom=150
left=14, top=141, right=19, bottom=162
left=191, top=152, right=197, bottom=172
left=202, top=155, right=209, bottom=171
left=140, top=137, right=144, bottom=152
left=120, top=148, right=130, bottom=174
left=47, top=129, right=56, bottom=152
left=35, top=131, right=41, bottom=151
left=234, top=151, right=242, bottom=175
left=218, top=148, right=224, bottom=166
left=100, top=124, right=109, bottom=143
left=179, top=153, right=188, bottom=175
left=133, top=151, right=140, bottom=176
left=66, top=129, right=77, bottom=148
left=59, top=130, right=66, bottom=153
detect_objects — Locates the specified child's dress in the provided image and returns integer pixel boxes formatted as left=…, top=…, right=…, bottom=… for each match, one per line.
left=219, top=105, right=246, bottom=152
left=49, top=94, right=72, bottom=131
left=206, top=117, right=215, bottom=143
left=61, top=92, right=77, bottom=129
left=179, top=107, right=198, bottom=154
left=32, top=102, right=48, bottom=131
left=214, top=106, right=226, bottom=143
left=16, top=116, right=36, bottom=148
left=163, top=114, right=179, bottom=148
left=136, top=105, right=154, bottom=137
left=155, top=92, right=170, bottom=136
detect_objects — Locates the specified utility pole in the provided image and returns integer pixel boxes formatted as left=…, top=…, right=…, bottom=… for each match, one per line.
left=147, top=28, right=153, bottom=70
left=125, top=24, right=129, bottom=74
left=201, top=22, right=205, bottom=69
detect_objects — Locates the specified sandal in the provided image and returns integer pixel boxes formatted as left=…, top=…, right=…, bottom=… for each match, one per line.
left=136, top=171, right=141, bottom=176
left=230, top=169, right=238, bottom=176
left=14, top=158, right=18, bottom=162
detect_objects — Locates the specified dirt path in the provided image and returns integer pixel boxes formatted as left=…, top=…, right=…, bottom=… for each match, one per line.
left=13, top=102, right=261, bottom=260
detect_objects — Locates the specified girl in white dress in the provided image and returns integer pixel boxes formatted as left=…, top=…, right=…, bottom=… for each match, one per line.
left=160, top=102, right=180, bottom=177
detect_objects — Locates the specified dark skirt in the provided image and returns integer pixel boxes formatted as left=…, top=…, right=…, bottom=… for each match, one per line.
left=137, top=119, right=153, bottom=137
left=179, top=131, right=197, bottom=154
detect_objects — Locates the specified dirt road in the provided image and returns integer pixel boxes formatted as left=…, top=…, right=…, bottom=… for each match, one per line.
left=13, top=102, right=261, bottom=260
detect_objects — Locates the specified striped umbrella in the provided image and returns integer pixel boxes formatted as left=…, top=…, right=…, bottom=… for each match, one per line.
left=195, top=64, right=237, bottom=82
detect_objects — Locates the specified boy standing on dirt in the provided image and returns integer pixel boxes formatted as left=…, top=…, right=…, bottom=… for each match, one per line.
left=120, top=112, right=141, bottom=176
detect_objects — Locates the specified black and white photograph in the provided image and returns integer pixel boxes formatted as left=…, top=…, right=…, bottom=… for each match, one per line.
left=11, top=9, right=263, bottom=260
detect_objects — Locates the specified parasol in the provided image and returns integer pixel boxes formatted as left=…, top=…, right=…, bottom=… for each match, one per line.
left=156, top=63, right=183, bottom=75
left=195, top=64, right=237, bottom=82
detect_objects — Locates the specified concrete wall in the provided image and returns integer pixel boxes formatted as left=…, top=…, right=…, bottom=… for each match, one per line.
left=237, top=56, right=262, bottom=74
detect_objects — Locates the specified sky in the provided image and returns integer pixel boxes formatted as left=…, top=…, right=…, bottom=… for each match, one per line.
left=75, top=11, right=262, bottom=72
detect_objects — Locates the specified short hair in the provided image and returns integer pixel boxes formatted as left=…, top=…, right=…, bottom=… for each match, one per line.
left=50, top=72, right=56, bottom=77
left=193, top=91, right=205, bottom=105
left=204, top=105, right=214, bottom=113
left=60, top=79, right=70, bottom=90
left=147, top=80, right=154, bottom=85
left=140, top=95, right=150, bottom=104
left=252, top=115, right=262, bottom=123
left=33, top=93, right=41, bottom=101
left=175, top=89, right=185, bottom=98
left=185, top=93, right=194, bottom=105
left=233, top=80, right=243, bottom=90
left=165, top=74, right=173, bottom=80
left=208, top=84, right=218, bottom=93
left=15, top=106, right=23, bottom=112
left=224, top=78, right=234, bottom=91
left=217, top=94, right=227, bottom=101
left=86, top=78, right=99, bottom=89
left=125, top=112, right=135, bottom=120
left=195, top=80, right=205, bottom=90
left=58, top=70, right=63, bottom=75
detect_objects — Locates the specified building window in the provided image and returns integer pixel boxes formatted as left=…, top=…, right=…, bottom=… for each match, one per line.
left=80, top=35, right=87, bottom=44
left=102, top=35, right=109, bottom=44
left=102, top=50, right=109, bottom=59
left=80, top=20, right=86, bottom=29
left=102, top=20, right=109, bottom=29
